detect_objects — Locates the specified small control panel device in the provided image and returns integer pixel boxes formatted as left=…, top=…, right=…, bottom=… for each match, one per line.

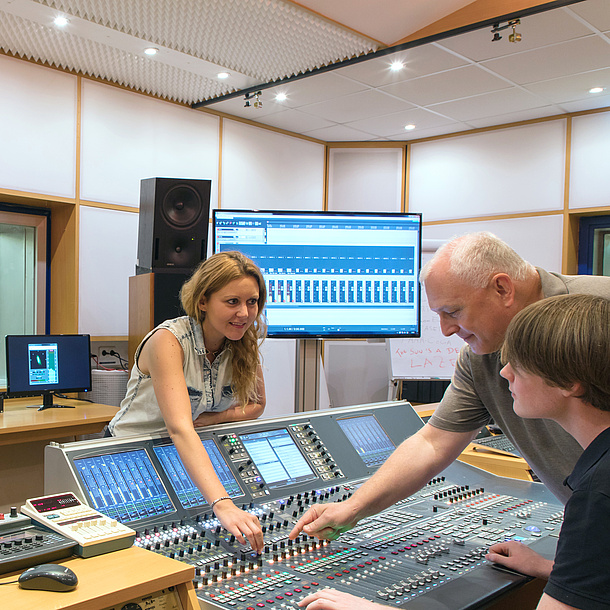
left=21, top=492, right=135, bottom=558
left=0, top=509, right=76, bottom=576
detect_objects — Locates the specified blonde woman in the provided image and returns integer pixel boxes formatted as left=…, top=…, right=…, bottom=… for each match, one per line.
left=108, top=251, right=267, bottom=552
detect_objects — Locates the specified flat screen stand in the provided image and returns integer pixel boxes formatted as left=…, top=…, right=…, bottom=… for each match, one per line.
left=25, top=392, right=75, bottom=410
left=295, top=339, right=322, bottom=412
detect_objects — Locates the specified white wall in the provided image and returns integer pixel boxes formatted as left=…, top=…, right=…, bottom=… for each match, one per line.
left=3, top=53, right=610, bottom=411
left=409, top=121, right=567, bottom=221
left=221, top=120, right=325, bottom=211
left=328, top=148, right=403, bottom=212
left=422, top=215, right=564, bottom=272
left=79, top=206, right=139, bottom=336
left=80, top=80, right=220, bottom=208
left=569, top=112, right=610, bottom=209
left=0, top=55, right=77, bottom=198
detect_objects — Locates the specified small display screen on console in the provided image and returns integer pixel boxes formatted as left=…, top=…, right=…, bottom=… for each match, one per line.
left=154, top=439, right=243, bottom=508
left=239, top=429, right=316, bottom=489
left=28, top=493, right=81, bottom=513
left=337, top=414, right=396, bottom=467
left=74, top=449, right=174, bottom=523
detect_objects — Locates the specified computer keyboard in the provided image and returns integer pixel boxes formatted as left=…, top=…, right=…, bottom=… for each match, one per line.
left=471, top=434, right=521, bottom=457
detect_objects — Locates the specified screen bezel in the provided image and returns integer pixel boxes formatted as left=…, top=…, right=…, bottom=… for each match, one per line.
left=212, top=209, right=422, bottom=339
left=5, top=333, right=93, bottom=398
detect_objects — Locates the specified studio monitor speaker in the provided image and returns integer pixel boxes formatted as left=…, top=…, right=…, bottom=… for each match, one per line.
left=137, top=177, right=211, bottom=273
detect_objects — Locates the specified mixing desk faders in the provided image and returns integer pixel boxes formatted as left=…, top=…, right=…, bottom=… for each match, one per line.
left=44, top=401, right=563, bottom=609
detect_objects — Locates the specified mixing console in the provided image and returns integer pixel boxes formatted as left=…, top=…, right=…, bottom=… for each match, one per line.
left=44, top=400, right=563, bottom=609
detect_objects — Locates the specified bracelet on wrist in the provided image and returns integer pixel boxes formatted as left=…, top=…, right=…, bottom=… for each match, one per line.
left=211, top=496, right=232, bottom=510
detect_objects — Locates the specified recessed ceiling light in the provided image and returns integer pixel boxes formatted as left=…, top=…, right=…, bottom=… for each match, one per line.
left=404, top=124, right=416, bottom=131
left=144, top=47, right=158, bottom=56
left=54, top=16, right=69, bottom=27
left=275, top=92, right=288, bottom=102
left=390, top=61, right=404, bottom=72
left=217, top=72, right=230, bottom=79
left=589, top=87, right=605, bottom=94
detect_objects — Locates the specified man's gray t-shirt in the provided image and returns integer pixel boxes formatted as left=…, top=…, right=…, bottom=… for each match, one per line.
left=429, top=268, right=610, bottom=504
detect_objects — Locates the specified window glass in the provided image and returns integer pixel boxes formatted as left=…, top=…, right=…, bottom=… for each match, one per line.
left=0, top=209, right=47, bottom=387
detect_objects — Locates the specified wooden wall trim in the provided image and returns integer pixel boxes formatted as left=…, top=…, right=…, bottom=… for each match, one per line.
left=80, top=201, right=139, bottom=213
left=0, top=189, right=75, bottom=205
left=323, top=145, right=330, bottom=211
left=73, top=76, right=82, bottom=330
left=562, top=116, right=573, bottom=274
left=402, top=146, right=408, bottom=213
left=326, top=141, right=406, bottom=149
left=423, top=210, right=563, bottom=226
left=199, top=110, right=326, bottom=145
left=49, top=204, right=78, bottom=333
left=218, top=117, right=224, bottom=208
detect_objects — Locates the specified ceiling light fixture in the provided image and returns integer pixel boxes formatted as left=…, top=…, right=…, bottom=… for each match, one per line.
left=53, top=16, right=69, bottom=27
left=404, top=124, right=416, bottom=131
left=144, top=47, right=158, bottom=56
left=491, top=19, right=522, bottom=43
left=275, top=92, right=287, bottom=102
left=217, top=72, right=230, bottom=79
left=589, top=87, right=605, bottom=94
left=244, top=91, right=263, bottom=108
left=390, top=60, right=404, bottom=72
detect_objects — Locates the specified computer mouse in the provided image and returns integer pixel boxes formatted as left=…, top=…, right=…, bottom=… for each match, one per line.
left=18, top=563, right=78, bottom=592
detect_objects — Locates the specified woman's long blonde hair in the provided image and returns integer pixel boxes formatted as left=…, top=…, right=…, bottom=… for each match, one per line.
left=180, top=251, right=267, bottom=408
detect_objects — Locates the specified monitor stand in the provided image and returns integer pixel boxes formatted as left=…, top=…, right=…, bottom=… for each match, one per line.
left=25, top=392, right=76, bottom=410
left=295, top=339, right=323, bottom=413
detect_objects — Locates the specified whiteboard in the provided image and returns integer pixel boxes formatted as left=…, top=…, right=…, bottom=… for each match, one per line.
left=387, top=242, right=463, bottom=379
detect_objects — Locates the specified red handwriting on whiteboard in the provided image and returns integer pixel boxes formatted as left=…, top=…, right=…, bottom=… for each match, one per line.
left=393, top=346, right=460, bottom=369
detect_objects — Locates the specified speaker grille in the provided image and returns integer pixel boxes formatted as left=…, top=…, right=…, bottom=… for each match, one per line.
left=161, top=184, right=204, bottom=228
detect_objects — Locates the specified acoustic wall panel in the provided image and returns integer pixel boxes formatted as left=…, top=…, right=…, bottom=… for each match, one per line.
left=259, top=339, right=296, bottom=418
left=422, top=214, right=564, bottom=272
left=328, top=148, right=403, bottom=212
left=0, top=55, right=77, bottom=198
left=221, top=120, right=325, bottom=211
left=324, top=340, right=390, bottom=408
left=409, top=120, right=567, bottom=221
left=569, top=112, right=610, bottom=209
left=79, top=206, right=139, bottom=336
left=80, top=80, right=220, bottom=207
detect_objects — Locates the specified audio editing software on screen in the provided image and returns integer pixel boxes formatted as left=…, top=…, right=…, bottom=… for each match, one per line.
left=214, top=211, right=422, bottom=338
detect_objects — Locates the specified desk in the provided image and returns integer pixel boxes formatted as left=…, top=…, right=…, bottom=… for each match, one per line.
left=412, top=403, right=534, bottom=482
left=0, top=546, right=198, bottom=610
left=459, top=445, right=534, bottom=482
left=0, top=397, right=118, bottom=512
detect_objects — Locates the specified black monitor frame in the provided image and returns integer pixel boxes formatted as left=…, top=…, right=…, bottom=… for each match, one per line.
left=5, top=334, right=92, bottom=409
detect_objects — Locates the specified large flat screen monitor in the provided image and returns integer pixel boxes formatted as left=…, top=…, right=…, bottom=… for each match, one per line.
left=5, top=334, right=92, bottom=409
left=213, top=210, right=422, bottom=338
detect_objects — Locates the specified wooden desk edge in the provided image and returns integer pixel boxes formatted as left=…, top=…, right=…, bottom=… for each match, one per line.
left=0, top=398, right=118, bottom=446
left=0, top=546, right=197, bottom=610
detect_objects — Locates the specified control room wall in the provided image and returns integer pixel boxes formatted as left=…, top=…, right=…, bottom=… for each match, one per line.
left=1, top=53, right=610, bottom=411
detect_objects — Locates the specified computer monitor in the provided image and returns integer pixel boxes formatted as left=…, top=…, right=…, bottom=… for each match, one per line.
left=213, top=209, right=422, bottom=338
left=5, top=334, right=92, bottom=409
